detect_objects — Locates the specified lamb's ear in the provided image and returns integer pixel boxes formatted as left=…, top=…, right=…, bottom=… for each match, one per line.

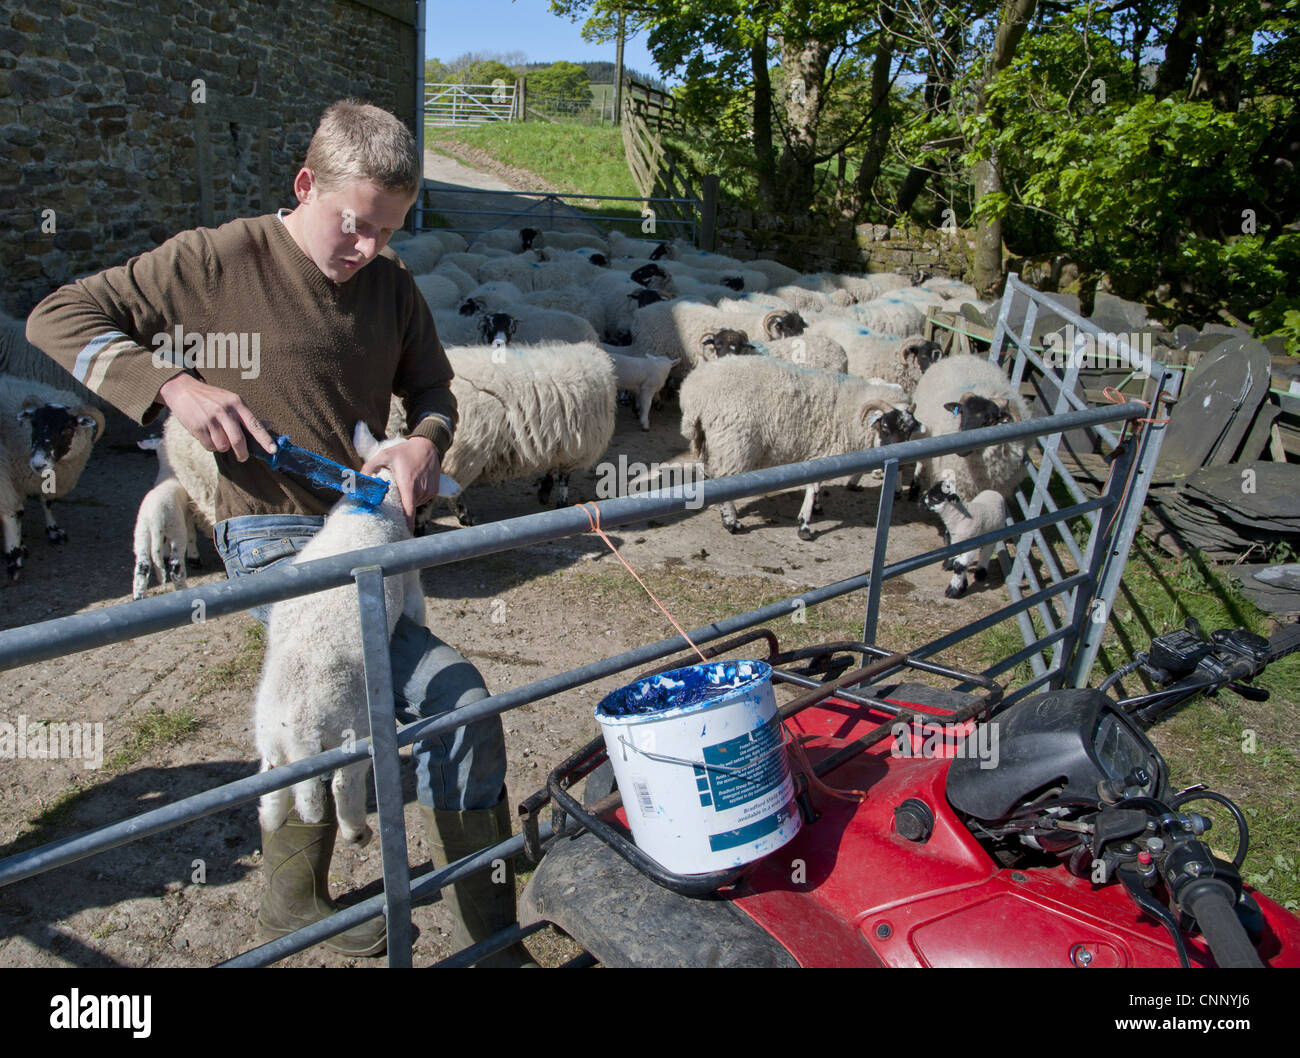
left=994, top=397, right=1016, bottom=423
left=18, top=397, right=42, bottom=422
left=943, top=401, right=961, bottom=417
left=353, top=420, right=382, bottom=462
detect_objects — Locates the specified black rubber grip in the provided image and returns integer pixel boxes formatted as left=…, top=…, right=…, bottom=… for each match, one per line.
left=1268, top=622, right=1300, bottom=663
left=1183, top=881, right=1264, bottom=968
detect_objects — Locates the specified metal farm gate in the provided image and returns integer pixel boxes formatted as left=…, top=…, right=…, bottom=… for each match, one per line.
left=0, top=278, right=1176, bottom=966
left=425, top=82, right=517, bottom=126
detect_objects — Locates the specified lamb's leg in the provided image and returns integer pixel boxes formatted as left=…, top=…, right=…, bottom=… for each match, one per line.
left=720, top=500, right=744, bottom=533
left=973, top=541, right=995, bottom=584
left=292, top=746, right=328, bottom=825
left=40, top=497, right=66, bottom=544
left=332, top=763, right=372, bottom=846
left=538, top=471, right=555, bottom=505
left=184, top=513, right=201, bottom=567
left=845, top=474, right=864, bottom=492
left=811, top=486, right=826, bottom=515
left=554, top=472, right=572, bottom=507
left=132, top=554, right=154, bottom=600
left=945, top=547, right=979, bottom=598
left=3, top=509, right=26, bottom=581
left=638, top=383, right=652, bottom=430
left=259, top=760, right=291, bottom=833
left=797, top=485, right=818, bottom=541
left=165, top=538, right=186, bottom=590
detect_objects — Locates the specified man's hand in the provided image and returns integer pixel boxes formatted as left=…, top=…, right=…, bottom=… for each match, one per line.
left=361, top=435, right=438, bottom=533
left=159, top=373, right=277, bottom=460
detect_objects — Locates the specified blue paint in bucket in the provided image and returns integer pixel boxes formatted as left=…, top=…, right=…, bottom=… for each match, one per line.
left=594, top=659, right=801, bottom=874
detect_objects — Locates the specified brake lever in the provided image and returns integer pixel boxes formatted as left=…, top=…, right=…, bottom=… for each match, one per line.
left=1116, top=862, right=1191, bottom=969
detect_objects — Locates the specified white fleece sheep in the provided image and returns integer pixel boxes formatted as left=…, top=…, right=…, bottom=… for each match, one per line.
left=530, top=230, right=608, bottom=254
left=390, top=235, right=443, bottom=275
left=493, top=305, right=600, bottom=347
left=629, top=298, right=763, bottom=373
left=850, top=296, right=927, bottom=337
left=679, top=356, right=919, bottom=538
left=765, top=284, right=842, bottom=315
left=922, top=478, right=1008, bottom=597
left=440, top=341, right=616, bottom=523
left=414, top=272, right=465, bottom=313
left=427, top=230, right=469, bottom=254
left=523, top=287, right=608, bottom=336
left=606, top=350, right=676, bottom=431
left=744, top=259, right=803, bottom=289
left=755, top=333, right=849, bottom=373
left=476, top=255, right=543, bottom=292
left=590, top=271, right=674, bottom=342
left=469, top=228, right=533, bottom=254
left=459, top=280, right=527, bottom=315
left=161, top=414, right=220, bottom=532
left=0, top=377, right=105, bottom=580
left=910, top=353, right=1033, bottom=502
left=253, top=421, right=424, bottom=844
left=608, top=231, right=673, bottom=260
left=431, top=260, right=478, bottom=297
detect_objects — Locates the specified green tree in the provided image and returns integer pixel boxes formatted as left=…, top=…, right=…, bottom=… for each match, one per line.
left=528, top=60, right=593, bottom=100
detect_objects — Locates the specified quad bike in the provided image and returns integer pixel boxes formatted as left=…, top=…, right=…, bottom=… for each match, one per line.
left=516, top=622, right=1300, bottom=968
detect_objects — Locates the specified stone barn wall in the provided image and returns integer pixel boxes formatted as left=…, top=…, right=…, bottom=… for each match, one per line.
left=0, top=0, right=419, bottom=316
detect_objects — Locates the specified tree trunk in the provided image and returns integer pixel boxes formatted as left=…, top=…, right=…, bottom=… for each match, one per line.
left=1152, top=0, right=1208, bottom=100
left=751, top=31, right=777, bottom=211
left=971, top=0, right=1039, bottom=298
left=775, top=33, right=833, bottom=214
left=851, top=13, right=897, bottom=217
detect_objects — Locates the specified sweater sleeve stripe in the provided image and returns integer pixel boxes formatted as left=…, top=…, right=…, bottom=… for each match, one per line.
left=72, top=331, right=131, bottom=389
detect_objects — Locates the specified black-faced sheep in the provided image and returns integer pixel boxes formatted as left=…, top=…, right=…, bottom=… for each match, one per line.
left=678, top=356, right=920, bottom=539
left=1, top=378, right=105, bottom=580
left=910, top=354, right=1033, bottom=503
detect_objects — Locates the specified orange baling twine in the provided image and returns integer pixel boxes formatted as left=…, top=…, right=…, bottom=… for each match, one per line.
left=578, top=502, right=864, bottom=804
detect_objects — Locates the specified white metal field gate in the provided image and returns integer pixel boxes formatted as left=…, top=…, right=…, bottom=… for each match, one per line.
left=985, top=275, right=1182, bottom=694
left=424, top=82, right=517, bottom=126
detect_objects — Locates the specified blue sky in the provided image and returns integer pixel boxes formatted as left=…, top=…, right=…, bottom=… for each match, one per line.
left=425, top=0, right=661, bottom=78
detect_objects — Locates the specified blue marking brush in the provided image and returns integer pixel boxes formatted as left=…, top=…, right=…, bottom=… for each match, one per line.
left=252, top=434, right=391, bottom=508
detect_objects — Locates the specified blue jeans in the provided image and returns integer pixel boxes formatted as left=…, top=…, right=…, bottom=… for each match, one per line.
left=214, top=514, right=507, bottom=813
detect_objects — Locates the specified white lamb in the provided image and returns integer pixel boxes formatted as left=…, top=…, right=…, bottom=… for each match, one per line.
left=440, top=342, right=617, bottom=523
left=132, top=475, right=193, bottom=599
left=910, top=354, right=1033, bottom=502
left=253, top=421, right=424, bottom=844
left=922, top=477, right=1008, bottom=598
left=679, top=356, right=919, bottom=539
left=0, top=378, right=105, bottom=580
left=606, top=351, right=676, bottom=431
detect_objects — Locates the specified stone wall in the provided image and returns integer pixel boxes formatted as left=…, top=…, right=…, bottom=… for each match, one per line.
left=0, top=0, right=418, bottom=316
left=713, top=204, right=974, bottom=281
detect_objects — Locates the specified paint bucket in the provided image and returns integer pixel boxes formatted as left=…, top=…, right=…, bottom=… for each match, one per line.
left=594, top=659, right=802, bottom=875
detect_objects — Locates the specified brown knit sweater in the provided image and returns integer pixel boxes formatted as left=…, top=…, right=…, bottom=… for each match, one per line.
left=26, top=213, right=457, bottom=519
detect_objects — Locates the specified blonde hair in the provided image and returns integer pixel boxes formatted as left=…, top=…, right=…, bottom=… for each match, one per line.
left=303, top=99, right=420, bottom=196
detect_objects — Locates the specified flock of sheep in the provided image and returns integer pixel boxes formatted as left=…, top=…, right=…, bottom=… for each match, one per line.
left=1, top=224, right=1038, bottom=603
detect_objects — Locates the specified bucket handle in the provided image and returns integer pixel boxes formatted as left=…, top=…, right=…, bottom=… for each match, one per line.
left=617, top=735, right=786, bottom=781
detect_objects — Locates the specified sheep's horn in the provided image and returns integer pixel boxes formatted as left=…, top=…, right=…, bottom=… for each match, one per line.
left=761, top=310, right=785, bottom=338
left=859, top=398, right=896, bottom=424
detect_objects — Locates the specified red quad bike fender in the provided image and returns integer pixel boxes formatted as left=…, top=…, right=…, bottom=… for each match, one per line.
left=728, top=697, right=1300, bottom=969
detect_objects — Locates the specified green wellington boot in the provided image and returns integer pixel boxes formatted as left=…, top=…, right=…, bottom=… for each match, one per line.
left=422, top=790, right=538, bottom=967
left=257, top=804, right=388, bottom=958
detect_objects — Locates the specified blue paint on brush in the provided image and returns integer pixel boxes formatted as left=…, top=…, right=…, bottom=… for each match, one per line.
left=597, top=659, right=770, bottom=718
left=254, top=435, right=390, bottom=508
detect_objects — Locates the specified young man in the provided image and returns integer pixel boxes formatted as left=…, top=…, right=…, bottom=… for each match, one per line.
left=27, top=100, right=529, bottom=964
